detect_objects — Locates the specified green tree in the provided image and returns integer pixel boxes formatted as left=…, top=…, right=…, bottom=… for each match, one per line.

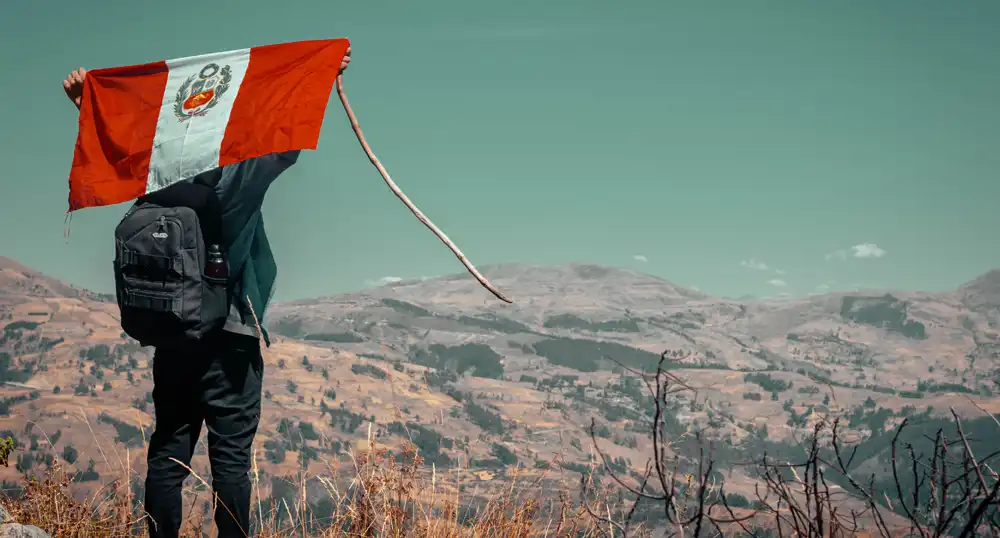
left=62, top=443, right=79, bottom=464
left=491, top=443, right=518, bottom=466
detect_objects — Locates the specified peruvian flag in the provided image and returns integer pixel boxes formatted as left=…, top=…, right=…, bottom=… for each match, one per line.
left=68, top=38, right=350, bottom=211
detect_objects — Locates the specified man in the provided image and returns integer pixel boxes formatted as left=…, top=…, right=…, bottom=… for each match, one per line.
left=61, top=47, right=351, bottom=538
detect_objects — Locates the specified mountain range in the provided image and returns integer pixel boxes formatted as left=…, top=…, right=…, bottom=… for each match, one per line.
left=2, top=255, right=999, bottom=512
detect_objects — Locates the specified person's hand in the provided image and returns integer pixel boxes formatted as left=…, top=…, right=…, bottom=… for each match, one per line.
left=339, top=47, right=351, bottom=75
left=63, top=68, right=87, bottom=110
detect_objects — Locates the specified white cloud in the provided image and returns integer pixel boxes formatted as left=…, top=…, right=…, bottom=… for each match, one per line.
left=633, top=254, right=648, bottom=263
left=741, top=258, right=788, bottom=275
left=767, top=279, right=787, bottom=287
left=825, top=243, right=887, bottom=261
left=740, top=259, right=769, bottom=271
left=364, top=276, right=403, bottom=287
left=816, top=283, right=831, bottom=292
left=851, top=243, right=886, bottom=259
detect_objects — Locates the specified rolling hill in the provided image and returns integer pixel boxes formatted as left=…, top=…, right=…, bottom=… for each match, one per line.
left=2, top=256, right=999, bottom=522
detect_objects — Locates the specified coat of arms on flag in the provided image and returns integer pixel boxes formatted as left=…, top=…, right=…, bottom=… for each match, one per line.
left=174, top=63, right=232, bottom=120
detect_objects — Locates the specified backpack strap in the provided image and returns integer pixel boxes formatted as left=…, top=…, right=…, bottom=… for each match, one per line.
left=122, top=291, right=179, bottom=313
left=118, top=248, right=181, bottom=272
left=117, top=247, right=183, bottom=280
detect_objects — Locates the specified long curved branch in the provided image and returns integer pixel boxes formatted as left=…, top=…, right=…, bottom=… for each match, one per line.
left=335, top=75, right=512, bottom=303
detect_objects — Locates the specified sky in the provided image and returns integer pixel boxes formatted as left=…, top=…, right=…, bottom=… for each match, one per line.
left=1, top=0, right=998, bottom=301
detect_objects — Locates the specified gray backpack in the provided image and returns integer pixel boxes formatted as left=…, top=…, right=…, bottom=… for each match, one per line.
left=113, top=181, right=230, bottom=348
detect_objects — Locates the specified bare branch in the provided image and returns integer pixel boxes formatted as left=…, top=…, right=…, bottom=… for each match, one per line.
left=951, top=407, right=990, bottom=494
left=335, top=76, right=512, bottom=303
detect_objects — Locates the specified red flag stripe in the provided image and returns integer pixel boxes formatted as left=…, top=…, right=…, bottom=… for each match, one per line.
left=69, top=61, right=169, bottom=211
left=221, top=39, right=349, bottom=166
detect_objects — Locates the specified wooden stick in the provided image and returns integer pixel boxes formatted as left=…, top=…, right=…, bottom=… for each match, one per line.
left=335, top=75, right=512, bottom=303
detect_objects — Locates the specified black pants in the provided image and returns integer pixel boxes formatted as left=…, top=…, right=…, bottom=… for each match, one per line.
left=144, top=331, right=263, bottom=538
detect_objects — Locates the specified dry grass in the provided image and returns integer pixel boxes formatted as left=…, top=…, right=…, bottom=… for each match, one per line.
left=0, top=424, right=617, bottom=538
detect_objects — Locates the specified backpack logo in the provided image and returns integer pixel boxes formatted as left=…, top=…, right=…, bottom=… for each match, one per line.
left=174, top=63, right=232, bottom=122
left=152, top=232, right=168, bottom=240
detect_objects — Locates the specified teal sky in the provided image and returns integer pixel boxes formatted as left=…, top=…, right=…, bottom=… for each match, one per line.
left=1, top=1, right=998, bottom=301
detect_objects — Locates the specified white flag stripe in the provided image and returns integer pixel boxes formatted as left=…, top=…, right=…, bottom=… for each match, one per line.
left=146, top=48, right=251, bottom=194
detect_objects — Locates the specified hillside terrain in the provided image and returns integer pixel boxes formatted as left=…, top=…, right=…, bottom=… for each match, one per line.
left=2, top=255, right=999, bottom=525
